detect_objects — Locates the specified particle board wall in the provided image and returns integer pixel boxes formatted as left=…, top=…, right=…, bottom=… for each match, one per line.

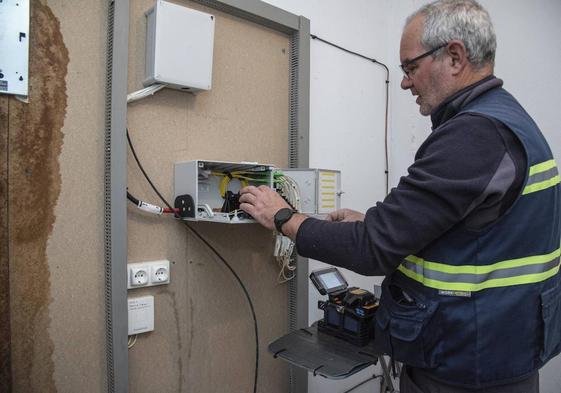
left=2, top=1, right=108, bottom=392
left=1, top=0, right=291, bottom=392
left=126, top=1, right=290, bottom=393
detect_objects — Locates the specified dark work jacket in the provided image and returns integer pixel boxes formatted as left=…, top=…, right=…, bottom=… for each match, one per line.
left=373, top=86, right=561, bottom=387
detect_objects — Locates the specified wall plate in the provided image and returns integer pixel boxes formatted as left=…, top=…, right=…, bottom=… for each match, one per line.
left=0, top=0, right=30, bottom=96
left=128, top=296, right=154, bottom=335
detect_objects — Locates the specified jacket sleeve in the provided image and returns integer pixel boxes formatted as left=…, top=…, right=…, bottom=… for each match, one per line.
left=295, top=114, right=522, bottom=276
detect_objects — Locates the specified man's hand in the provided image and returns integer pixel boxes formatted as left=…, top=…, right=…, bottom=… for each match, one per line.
left=239, top=185, right=292, bottom=231
left=326, top=208, right=365, bottom=222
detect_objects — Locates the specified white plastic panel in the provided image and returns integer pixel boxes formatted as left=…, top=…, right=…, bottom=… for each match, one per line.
left=144, top=0, right=215, bottom=92
left=0, top=0, right=30, bottom=96
left=281, top=168, right=341, bottom=215
left=317, top=170, right=341, bottom=214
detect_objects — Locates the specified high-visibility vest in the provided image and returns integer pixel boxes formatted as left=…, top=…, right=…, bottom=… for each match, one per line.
left=373, top=86, right=561, bottom=388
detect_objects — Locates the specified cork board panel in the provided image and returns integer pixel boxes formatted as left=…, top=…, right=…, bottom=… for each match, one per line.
left=126, top=1, right=290, bottom=392
left=2, top=0, right=108, bottom=392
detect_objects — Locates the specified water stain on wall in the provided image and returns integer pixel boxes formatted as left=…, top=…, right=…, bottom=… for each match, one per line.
left=5, top=1, right=68, bottom=391
left=0, top=96, right=12, bottom=392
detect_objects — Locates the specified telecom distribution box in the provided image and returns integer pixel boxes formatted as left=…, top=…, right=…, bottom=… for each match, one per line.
left=174, top=160, right=342, bottom=223
left=144, top=0, right=215, bottom=92
left=280, top=169, right=342, bottom=215
left=174, top=160, right=274, bottom=223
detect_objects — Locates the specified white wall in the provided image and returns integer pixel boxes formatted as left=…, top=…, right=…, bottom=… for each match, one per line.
left=262, top=1, right=393, bottom=391
left=264, top=1, right=561, bottom=392
left=388, top=0, right=561, bottom=186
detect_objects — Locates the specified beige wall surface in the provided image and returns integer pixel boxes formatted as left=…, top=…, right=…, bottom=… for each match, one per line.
left=2, top=0, right=107, bottom=392
left=126, top=1, right=290, bottom=391
left=2, top=0, right=292, bottom=392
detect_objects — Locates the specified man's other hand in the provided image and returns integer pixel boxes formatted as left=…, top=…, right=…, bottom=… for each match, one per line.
left=326, top=208, right=365, bottom=222
left=239, top=185, right=292, bottom=230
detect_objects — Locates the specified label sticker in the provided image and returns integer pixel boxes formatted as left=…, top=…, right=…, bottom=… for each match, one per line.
left=0, top=80, right=7, bottom=91
left=438, top=290, right=472, bottom=297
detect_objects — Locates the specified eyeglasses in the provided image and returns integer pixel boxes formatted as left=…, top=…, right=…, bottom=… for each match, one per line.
left=399, top=43, right=448, bottom=79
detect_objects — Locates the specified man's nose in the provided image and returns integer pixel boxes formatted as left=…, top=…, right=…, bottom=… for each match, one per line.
left=401, top=75, right=413, bottom=90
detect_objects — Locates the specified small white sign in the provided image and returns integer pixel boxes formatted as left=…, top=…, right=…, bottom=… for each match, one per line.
left=128, top=296, right=155, bottom=335
left=0, top=0, right=30, bottom=96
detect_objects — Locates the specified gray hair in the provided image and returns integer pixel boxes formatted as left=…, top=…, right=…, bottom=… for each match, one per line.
left=407, top=0, right=496, bottom=69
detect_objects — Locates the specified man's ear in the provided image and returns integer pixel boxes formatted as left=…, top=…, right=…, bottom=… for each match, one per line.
left=446, top=40, right=468, bottom=74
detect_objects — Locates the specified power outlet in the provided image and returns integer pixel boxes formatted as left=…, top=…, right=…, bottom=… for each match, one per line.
left=150, top=260, right=170, bottom=284
left=128, top=260, right=171, bottom=289
left=129, top=265, right=149, bottom=287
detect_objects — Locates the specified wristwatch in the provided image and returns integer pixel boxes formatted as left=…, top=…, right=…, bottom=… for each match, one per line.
left=274, top=208, right=296, bottom=235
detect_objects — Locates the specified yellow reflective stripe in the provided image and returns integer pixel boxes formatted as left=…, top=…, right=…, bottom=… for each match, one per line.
left=405, top=248, right=561, bottom=275
left=523, top=159, right=559, bottom=194
left=528, top=159, right=556, bottom=176
left=523, top=175, right=561, bottom=195
left=398, top=263, right=560, bottom=292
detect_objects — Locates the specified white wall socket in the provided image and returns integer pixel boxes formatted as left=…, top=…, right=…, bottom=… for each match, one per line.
left=130, top=266, right=149, bottom=286
left=128, top=260, right=171, bottom=289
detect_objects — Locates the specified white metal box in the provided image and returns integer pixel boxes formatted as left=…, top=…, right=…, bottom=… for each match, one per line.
left=144, top=0, right=215, bottom=92
left=0, top=0, right=30, bottom=96
left=281, top=169, right=342, bottom=215
left=174, top=160, right=274, bottom=223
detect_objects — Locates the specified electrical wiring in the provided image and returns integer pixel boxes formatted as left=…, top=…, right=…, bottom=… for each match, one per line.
left=273, top=172, right=301, bottom=283
left=127, top=83, right=168, bottom=104
left=126, top=130, right=259, bottom=393
left=210, top=171, right=271, bottom=198
left=127, top=191, right=178, bottom=215
left=310, top=34, right=391, bottom=196
left=273, top=233, right=296, bottom=283
left=127, top=335, right=137, bottom=349
left=127, top=129, right=173, bottom=209
left=216, top=173, right=249, bottom=198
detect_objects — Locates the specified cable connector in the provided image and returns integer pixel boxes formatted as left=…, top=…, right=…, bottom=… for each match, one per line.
left=127, top=191, right=179, bottom=215
left=137, top=200, right=164, bottom=215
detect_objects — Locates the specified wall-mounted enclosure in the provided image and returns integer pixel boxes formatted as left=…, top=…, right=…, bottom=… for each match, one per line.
left=144, top=0, right=215, bottom=91
left=174, top=160, right=274, bottom=222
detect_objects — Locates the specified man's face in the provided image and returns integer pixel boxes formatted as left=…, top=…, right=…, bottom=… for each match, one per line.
left=400, top=16, right=450, bottom=116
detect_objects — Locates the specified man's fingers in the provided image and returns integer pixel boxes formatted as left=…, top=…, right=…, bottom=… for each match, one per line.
left=238, top=192, right=256, bottom=204
left=240, top=185, right=260, bottom=196
left=239, top=202, right=255, bottom=216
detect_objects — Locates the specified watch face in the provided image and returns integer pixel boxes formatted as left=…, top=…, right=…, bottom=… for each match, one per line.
left=276, top=208, right=293, bottom=221
left=275, top=208, right=294, bottom=233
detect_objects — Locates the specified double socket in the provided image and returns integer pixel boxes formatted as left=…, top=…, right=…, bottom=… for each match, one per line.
left=128, top=259, right=170, bottom=289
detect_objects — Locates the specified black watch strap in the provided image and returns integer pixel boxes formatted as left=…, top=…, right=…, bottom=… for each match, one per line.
left=274, top=208, right=296, bottom=236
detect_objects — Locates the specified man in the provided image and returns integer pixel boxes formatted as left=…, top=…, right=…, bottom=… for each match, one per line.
left=240, top=0, right=561, bottom=392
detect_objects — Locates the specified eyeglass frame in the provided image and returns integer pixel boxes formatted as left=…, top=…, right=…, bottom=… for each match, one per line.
left=399, top=43, right=448, bottom=79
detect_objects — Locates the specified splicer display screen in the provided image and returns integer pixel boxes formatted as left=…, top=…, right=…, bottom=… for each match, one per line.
left=319, top=272, right=344, bottom=290
left=310, top=267, right=348, bottom=295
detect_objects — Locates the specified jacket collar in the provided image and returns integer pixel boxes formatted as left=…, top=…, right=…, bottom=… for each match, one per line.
left=430, top=75, right=503, bottom=130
